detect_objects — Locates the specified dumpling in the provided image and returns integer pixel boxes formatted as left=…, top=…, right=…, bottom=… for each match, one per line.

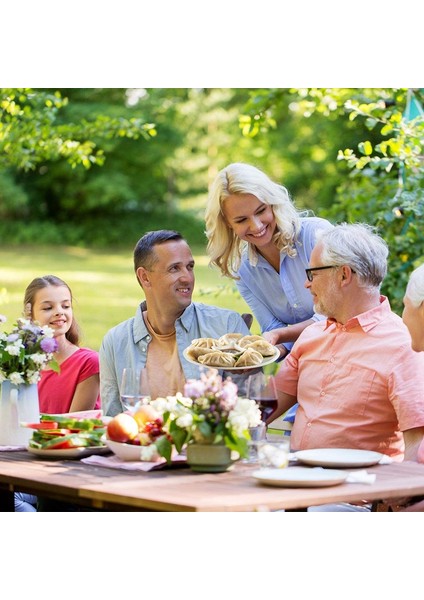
left=190, top=337, right=216, bottom=349
left=212, top=336, right=243, bottom=352
left=186, top=346, right=215, bottom=361
left=197, top=351, right=236, bottom=368
left=243, top=339, right=276, bottom=357
left=238, top=335, right=263, bottom=348
left=217, top=333, right=244, bottom=346
left=234, top=348, right=263, bottom=367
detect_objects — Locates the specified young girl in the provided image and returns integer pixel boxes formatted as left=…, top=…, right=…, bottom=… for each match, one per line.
left=24, top=275, right=100, bottom=414
left=15, top=275, right=100, bottom=512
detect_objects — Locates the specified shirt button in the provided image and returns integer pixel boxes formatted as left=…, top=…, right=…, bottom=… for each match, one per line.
left=307, top=423, right=312, bottom=427
left=320, top=391, right=325, bottom=396
left=342, top=327, right=346, bottom=332
left=330, top=357, right=335, bottom=363
left=293, top=303, right=298, bottom=308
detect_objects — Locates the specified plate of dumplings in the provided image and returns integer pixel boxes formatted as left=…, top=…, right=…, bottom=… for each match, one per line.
left=183, top=333, right=280, bottom=370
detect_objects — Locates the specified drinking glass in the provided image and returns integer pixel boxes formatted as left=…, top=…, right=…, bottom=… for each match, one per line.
left=257, top=438, right=290, bottom=469
left=242, top=422, right=267, bottom=464
left=246, top=373, right=278, bottom=423
left=120, top=367, right=150, bottom=411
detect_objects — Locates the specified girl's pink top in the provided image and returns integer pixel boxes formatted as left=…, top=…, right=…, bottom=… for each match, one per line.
left=38, top=347, right=101, bottom=414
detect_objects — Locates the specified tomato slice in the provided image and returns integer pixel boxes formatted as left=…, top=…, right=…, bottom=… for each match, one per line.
left=21, top=422, right=59, bottom=429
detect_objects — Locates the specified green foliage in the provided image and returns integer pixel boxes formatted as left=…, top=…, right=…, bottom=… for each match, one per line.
left=242, top=88, right=424, bottom=314
left=0, top=88, right=156, bottom=171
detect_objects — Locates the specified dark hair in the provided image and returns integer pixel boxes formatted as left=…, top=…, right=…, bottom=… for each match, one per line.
left=23, top=275, right=81, bottom=345
left=133, top=230, right=185, bottom=272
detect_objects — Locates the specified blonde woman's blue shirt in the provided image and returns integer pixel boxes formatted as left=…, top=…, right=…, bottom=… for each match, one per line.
left=236, top=216, right=333, bottom=350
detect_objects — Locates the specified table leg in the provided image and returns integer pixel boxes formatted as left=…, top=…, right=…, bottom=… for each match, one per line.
left=0, top=490, right=15, bottom=512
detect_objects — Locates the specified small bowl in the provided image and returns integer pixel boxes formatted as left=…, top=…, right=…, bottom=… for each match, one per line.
left=104, top=437, right=160, bottom=462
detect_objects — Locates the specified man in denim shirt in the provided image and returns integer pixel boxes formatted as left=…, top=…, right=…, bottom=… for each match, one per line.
left=100, top=230, right=252, bottom=416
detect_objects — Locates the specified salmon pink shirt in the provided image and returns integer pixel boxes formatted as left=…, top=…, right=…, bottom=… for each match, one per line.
left=38, top=348, right=101, bottom=414
left=275, top=297, right=424, bottom=460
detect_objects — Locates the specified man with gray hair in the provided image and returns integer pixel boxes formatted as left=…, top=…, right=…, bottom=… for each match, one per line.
left=270, top=223, right=424, bottom=509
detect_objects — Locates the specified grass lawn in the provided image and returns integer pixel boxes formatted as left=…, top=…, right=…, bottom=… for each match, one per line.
left=0, top=245, right=259, bottom=351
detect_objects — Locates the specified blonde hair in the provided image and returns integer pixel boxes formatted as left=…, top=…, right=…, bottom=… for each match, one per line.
left=205, top=162, right=304, bottom=279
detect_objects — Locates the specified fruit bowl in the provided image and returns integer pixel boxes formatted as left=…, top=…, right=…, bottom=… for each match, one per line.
left=104, top=437, right=161, bottom=462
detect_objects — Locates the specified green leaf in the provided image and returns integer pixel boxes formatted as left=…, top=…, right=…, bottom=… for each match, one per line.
left=155, top=435, right=173, bottom=463
left=358, top=140, right=373, bottom=156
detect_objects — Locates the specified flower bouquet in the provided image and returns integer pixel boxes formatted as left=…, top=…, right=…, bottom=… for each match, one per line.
left=0, top=316, right=59, bottom=384
left=0, top=316, right=59, bottom=445
left=151, top=368, right=262, bottom=460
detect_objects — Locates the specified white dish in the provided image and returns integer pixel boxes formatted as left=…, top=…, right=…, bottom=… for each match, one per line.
left=27, top=445, right=110, bottom=459
left=252, top=467, right=348, bottom=488
left=104, top=438, right=161, bottom=462
left=182, top=346, right=280, bottom=370
left=294, top=448, right=384, bottom=468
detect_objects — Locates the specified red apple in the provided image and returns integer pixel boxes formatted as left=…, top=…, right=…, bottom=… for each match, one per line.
left=107, top=413, right=139, bottom=443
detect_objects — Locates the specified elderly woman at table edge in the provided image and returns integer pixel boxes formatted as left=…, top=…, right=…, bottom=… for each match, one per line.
left=205, top=162, right=333, bottom=427
left=99, top=229, right=252, bottom=417
left=388, top=263, right=424, bottom=512
left=16, top=275, right=101, bottom=512
left=268, top=223, right=424, bottom=512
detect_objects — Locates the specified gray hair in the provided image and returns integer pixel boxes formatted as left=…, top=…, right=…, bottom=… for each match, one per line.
left=205, top=162, right=307, bottom=279
left=405, top=264, right=424, bottom=307
left=317, top=223, right=388, bottom=288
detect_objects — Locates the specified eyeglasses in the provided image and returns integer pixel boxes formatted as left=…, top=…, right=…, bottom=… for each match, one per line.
left=305, top=265, right=356, bottom=282
left=305, top=265, right=338, bottom=282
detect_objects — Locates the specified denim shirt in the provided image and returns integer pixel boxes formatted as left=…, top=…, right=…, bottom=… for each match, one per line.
left=236, top=216, right=333, bottom=351
left=99, top=301, right=251, bottom=416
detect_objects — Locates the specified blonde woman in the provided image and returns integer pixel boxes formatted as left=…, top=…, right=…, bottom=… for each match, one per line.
left=205, top=162, right=333, bottom=358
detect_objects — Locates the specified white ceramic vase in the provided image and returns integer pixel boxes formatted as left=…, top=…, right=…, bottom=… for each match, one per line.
left=0, top=381, right=40, bottom=445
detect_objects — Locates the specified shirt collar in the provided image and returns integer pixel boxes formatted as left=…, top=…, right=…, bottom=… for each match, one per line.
left=133, top=301, right=194, bottom=342
left=325, top=295, right=390, bottom=332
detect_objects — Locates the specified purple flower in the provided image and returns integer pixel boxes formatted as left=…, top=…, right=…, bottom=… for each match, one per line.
left=40, top=337, right=58, bottom=353
left=184, top=379, right=206, bottom=398
left=6, top=333, right=19, bottom=342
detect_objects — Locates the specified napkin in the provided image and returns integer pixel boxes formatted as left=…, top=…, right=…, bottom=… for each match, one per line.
left=81, top=453, right=187, bottom=471
left=345, top=469, right=376, bottom=484
left=0, top=445, right=26, bottom=451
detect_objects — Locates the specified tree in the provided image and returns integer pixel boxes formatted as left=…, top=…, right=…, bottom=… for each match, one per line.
left=0, top=88, right=156, bottom=171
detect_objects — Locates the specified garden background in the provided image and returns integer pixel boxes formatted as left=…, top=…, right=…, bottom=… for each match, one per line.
left=1, top=88, right=423, bottom=350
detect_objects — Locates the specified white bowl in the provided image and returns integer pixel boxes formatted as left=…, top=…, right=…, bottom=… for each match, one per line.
left=104, top=437, right=160, bottom=462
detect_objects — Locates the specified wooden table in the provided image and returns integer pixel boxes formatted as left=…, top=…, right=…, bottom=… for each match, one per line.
left=1, top=450, right=424, bottom=511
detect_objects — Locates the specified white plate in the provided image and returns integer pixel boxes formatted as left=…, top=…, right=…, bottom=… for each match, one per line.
left=182, top=346, right=280, bottom=370
left=252, top=467, right=348, bottom=487
left=294, top=448, right=384, bottom=468
left=27, top=445, right=110, bottom=459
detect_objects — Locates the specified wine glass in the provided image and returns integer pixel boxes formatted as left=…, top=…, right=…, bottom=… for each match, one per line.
left=246, top=373, right=278, bottom=423
left=120, top=367, right=150, bottom=411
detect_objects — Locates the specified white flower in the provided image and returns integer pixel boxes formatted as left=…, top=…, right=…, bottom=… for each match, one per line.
left=27, top=371, right=41, bottom=385
left=41, top=325, right=55, bottom=337
left=0, top=315, right=6, bottom=323
left=29, top=352, right=49, bottom=366
left=176, top=413, right=193, bottom=428
left=140, top=444, right=160, bottom=461
left=5, top=342, right=23, bottom=356
left=9, top=372, right=25, bottom=385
